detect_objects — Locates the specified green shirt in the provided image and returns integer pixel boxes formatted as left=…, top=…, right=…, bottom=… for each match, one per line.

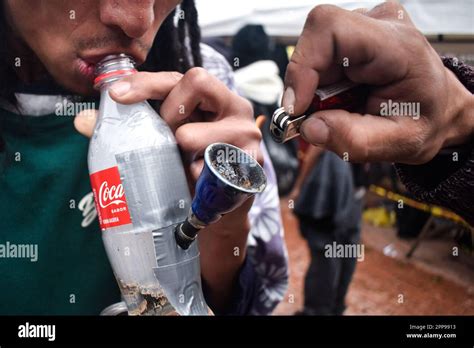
left=0, top=108, right=120, bottom=315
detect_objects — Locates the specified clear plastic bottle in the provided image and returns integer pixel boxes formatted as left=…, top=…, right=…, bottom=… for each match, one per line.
left=88, top=54, right=208, bottom=315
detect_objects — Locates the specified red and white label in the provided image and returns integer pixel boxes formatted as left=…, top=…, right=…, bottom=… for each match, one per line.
left=90, top=166, right=132, bottom=230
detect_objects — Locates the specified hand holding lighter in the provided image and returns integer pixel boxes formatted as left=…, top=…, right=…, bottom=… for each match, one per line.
left=270, top=80, right=368, bottom=143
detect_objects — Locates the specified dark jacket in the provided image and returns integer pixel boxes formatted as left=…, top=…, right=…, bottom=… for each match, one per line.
left=396, top=57, right=473, bottom=226
left=294, top=151, right=359, bottom=228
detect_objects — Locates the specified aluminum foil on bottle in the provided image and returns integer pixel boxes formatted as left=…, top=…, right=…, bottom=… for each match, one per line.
left=116, top=144, right=208, bottom=315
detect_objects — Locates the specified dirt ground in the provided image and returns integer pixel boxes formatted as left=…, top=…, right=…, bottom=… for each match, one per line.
left=273, top=201, right=474, bottom=315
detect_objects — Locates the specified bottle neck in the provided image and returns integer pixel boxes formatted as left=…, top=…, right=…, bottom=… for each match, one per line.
left=96, top=73, right=134, bottom=123
left=96, top=70, right=137, bottom=92
left=94, top=54, right=137, bottom=90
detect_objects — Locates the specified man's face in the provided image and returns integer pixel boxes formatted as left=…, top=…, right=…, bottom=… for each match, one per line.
left=5, top=0, right=180, bottom=95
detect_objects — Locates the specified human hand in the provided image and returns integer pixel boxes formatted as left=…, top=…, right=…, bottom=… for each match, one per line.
left=75, top=67, right=263, bottom=311
left=283, top=1, right=473, bottom=164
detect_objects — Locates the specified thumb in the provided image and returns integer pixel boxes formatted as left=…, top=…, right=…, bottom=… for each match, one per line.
left=74, top=109, right=98, bottom=138
left=299, top=110, right=418, bottom=163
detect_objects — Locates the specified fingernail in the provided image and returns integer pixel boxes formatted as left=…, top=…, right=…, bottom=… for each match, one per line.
left=282, top=87, right=295, bottom=114
left=109, top=81, right=131, bottom=97
left=300, top=118, right=329, bottom=145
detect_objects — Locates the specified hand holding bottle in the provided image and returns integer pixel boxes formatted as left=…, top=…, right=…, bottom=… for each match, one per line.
left=75, top=66, right=263, bottom=312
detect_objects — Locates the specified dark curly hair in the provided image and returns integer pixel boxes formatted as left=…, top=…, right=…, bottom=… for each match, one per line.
left=0, top=0, right=202, bottom=152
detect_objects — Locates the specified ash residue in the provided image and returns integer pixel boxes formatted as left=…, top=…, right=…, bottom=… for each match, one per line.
left=212, top=160, right=252, bottom=188
left=118, top=280, right=178, bottom=316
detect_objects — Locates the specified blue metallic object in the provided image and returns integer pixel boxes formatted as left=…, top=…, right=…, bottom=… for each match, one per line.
left=175, top=143, right=267, bottom=250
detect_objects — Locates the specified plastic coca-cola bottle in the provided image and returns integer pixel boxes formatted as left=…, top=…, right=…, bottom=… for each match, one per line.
left=88, top=54, right=209, bottom=315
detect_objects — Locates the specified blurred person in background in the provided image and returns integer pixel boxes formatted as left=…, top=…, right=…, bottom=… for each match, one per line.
left=232, top=25, right=283, bottom=114
left=231, top=24, right=299, bottom=196
left=289, top=146, right=362, bottom=315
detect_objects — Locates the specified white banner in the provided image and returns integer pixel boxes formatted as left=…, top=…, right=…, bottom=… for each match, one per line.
left=195, top=0, right=474, bottom=37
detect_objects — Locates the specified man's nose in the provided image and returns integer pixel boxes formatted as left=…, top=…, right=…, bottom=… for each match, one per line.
left=99, top=0, right=155, bottom=38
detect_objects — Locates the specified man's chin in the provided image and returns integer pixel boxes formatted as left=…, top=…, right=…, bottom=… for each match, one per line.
left=59, top=78, right=98, bottom=97
left=75, top=84, right=98, bottom=97
left=49, top=64, right=98, bottom=96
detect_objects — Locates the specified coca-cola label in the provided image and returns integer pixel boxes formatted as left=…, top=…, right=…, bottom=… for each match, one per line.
left=90, top=166, right=132, bottom=230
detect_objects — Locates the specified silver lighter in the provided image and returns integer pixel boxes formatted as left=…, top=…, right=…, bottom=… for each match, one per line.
left=270, top=80, right=364, bottom=143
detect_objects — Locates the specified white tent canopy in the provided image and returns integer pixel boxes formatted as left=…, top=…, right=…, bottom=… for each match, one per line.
left=195, top=0, right=474, bottom=37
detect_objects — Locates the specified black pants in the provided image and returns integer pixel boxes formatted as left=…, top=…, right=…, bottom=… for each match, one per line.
left=298, top=216, right=361, bottom=315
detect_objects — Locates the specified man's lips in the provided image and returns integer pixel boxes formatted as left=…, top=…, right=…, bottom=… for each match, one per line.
left=76, top=52, right=143, bottom=80
left=75, top=58, right=96, bottom=81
